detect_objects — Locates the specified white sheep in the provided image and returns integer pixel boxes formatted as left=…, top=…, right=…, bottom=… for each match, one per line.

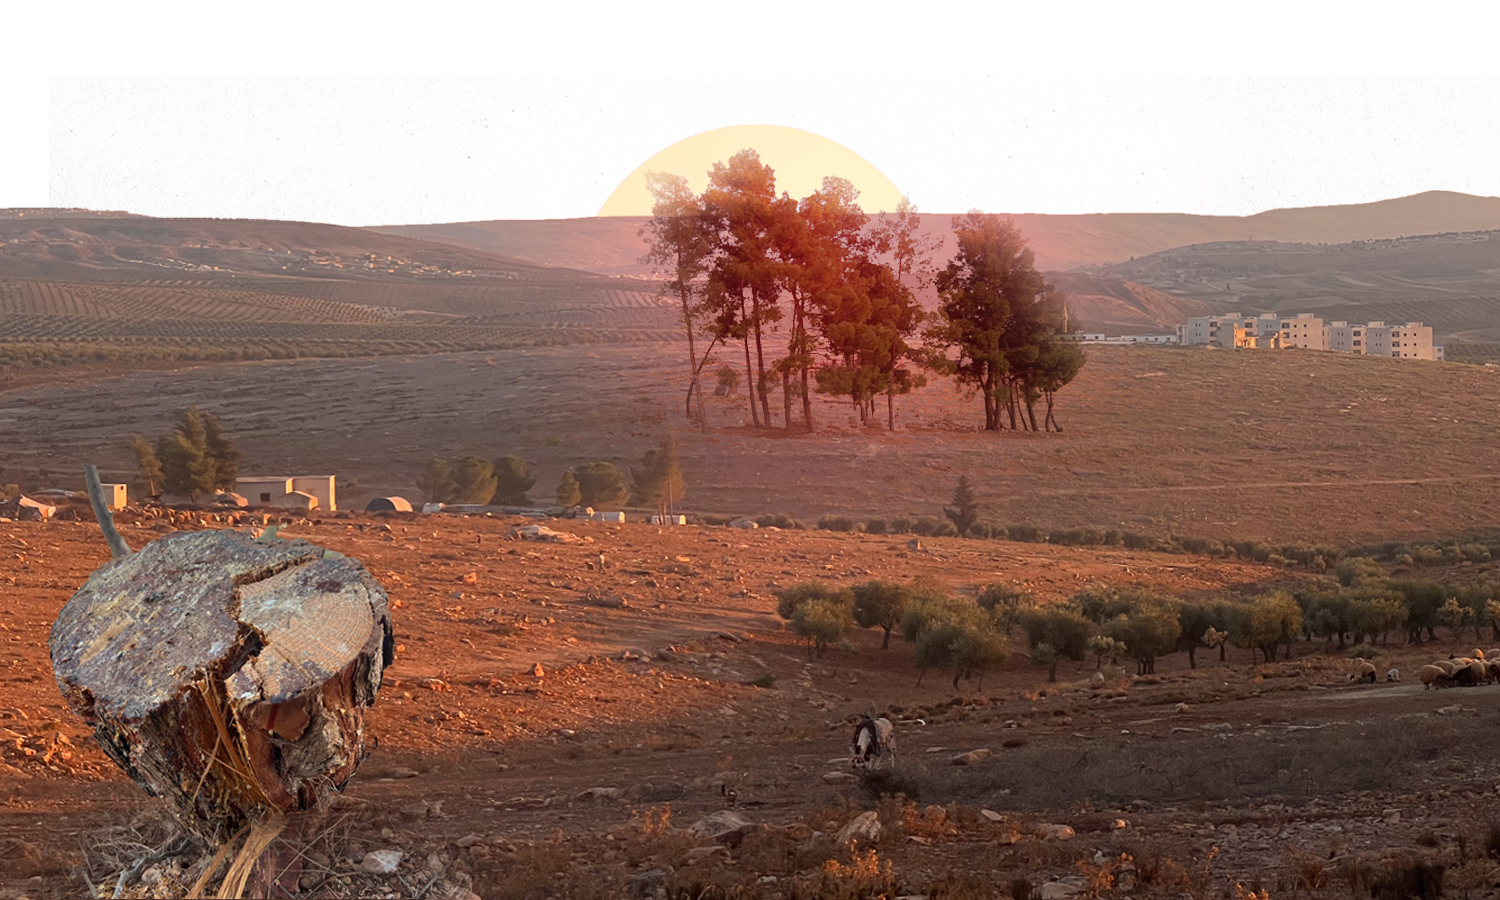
left=1386, top=667, right=1400, bottom=682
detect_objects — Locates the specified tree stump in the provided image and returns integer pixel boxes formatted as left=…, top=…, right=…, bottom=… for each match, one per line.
left=50, top=528, right=394, bottom=841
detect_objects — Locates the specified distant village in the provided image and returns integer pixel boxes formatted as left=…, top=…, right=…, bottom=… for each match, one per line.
left=1063, top=313, right=1443, bottom=361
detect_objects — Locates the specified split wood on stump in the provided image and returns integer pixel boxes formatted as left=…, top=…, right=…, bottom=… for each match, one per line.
left=50, top=526, right=394, bottom=842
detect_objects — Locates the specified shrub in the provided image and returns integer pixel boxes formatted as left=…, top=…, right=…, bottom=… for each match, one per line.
left=1003, top=523, right=1043, bottom=543
left=818, top=514, right=861, bottom=532
left=864, top=518, right=887, bottom=535
left=756, top=513, right=800, bottom=529
left=911, top=516, right=943, bottom=536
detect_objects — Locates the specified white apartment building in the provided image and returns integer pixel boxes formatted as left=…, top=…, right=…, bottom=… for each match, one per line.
left=1327, top=321, right=1368, bottom=354
left=1277, top=313, right=1329, bottom=350
left=1178, top=315, right=1261, bottom=348
left=1365, top=322, right=1435, bottom=360
left=1182, top=316, right=1440, bottom=360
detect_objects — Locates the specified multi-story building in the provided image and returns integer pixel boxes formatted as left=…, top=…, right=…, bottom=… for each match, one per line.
left=1365, top=322, right=1435, bottom=359
left=1327, top=321, right=1368, bottom=355
left=1178, top=315, right=1261, bottom=348
left=1276, top=313, right=1329, bottom=350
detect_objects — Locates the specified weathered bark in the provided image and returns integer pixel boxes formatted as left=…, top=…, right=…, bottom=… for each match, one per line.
left=51, top=529, right=393, bottom=841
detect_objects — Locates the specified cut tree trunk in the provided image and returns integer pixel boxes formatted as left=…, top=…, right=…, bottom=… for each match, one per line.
left=50, top=528, right=394, bottom=841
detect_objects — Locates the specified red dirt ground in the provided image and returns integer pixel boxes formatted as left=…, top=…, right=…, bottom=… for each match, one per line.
left=5, top=513, right=1500, bottom=899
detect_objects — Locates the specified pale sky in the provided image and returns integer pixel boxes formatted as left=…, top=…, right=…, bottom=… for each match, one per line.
left=4, top=5, right=1499, bottom=223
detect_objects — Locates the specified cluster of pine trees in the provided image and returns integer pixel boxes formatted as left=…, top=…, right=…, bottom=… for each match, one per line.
left=418, top=433, right=685, bottom=512
left=642, top=150, right=1086, bottom=433
left=129, top=406, right=241, bottom=500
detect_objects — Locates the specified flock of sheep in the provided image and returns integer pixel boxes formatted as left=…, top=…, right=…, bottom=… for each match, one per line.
left=1415, top=649, right=1500, bottom=689
left=1349, top=649, right=1500, bottom=689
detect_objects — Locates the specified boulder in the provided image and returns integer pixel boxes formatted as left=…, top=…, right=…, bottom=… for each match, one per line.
left=688, top=810, right=755, bottom=846
left=951, top=748, right=993, bottom=765
left=1037, top=823, right=1076, bottom=841
left=834, top=811, right=881, bottom=845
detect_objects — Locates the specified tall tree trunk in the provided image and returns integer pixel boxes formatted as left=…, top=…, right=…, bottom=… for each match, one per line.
left=801, top=363, right=814, bottom=433
left=678, top=282, right=700, bottom=424
left=753, top=317, right=772, bottom=427
left=742, top=337, right=760, bottom=428
left=1026, top=396, right=1040, bottom=432
left=781, top=369, right=792, bottom=431
left=887, top=387, right=895, bottom=431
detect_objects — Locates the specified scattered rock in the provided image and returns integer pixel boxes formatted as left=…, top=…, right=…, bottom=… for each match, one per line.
left=390, top=767, right=419, bottom=779
left=454, top=834, right=484, bottom=849
left=1037, top=823, right=1076, bottom=841
left=823, top=771, right=859, bottom=785
left=1039, top=875, right=1088, bottom=899
left=835, top=811, right=881, bottom=845
left=574, top=787, right=625, bottom=803
left=684, top=845, right=728, bottom=864
left=627, top=869, right=668, bottom=899
left=516, top=524, right=586, bottom=543
left=951, top=749, right=992, bottom=765
left=1112, top=818, right=1129, bottom=830
left=360, top=849, right=403, bottom=874
left=689, top=810, right=755, bottom=846
left=908, top=538, right=923, bottom=551
left=980, top=809, right=1005, bottom=823
left=529, top=662, right=545, bottom=678
left=1174, top=702, right=1190, bottom=713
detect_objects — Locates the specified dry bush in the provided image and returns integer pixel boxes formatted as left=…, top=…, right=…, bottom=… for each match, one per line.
left=1339, top=851, right=1446, bottom=900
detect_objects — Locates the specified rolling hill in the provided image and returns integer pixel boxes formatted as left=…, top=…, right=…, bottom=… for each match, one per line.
left=370, top=190, right=1500, bottom=274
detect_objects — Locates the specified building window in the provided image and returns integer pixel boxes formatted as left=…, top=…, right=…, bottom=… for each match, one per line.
left=260, top=492, right=271, bottom=502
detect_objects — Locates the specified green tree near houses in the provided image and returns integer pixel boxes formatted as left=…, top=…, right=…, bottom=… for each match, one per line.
left=555, top=470, right=582, bottom=507
left=417, top=458, right=457, bottom=505
left=131, top=406, right=241, bottom=501
left=574, top=462, right=628, bottom=509
left=450, top=457, right=498, bottom=505
left=629, top=432, right=686, bottom=511
left=492, top=456, right=536, bottom=506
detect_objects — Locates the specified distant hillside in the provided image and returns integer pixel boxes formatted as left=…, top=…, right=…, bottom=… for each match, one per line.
left=1047, top=274, right=1227, bottom=334
left=1100, top=230, right=1500, bottom=342
left=0, top=213, right=678, bottom=374
left=371, top=191, right=1500, bottom=274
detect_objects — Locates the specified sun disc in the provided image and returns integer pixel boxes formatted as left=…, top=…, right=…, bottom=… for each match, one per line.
left=598, top=124, right=903, bottom=217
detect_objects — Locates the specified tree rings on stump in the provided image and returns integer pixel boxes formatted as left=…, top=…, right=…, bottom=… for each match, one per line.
left=50, top=529, right=394, bottom=840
